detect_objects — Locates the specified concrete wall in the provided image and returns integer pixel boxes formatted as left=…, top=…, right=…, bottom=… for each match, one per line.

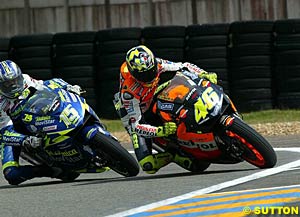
left=0, top=0, right=299, bottom=37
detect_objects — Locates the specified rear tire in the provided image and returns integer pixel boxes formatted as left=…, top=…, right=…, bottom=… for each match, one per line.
left=226, top=117, right=277, bottom=168
left=190, top=161, right=211, bottom=172
left=91, top=132, right=139, bottom=177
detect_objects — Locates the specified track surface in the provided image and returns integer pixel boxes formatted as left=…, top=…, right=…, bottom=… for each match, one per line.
left=0, top=135, right=299, bottom=217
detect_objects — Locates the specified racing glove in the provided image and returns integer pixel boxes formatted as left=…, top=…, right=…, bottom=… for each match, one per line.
left=22, top=136, right=43, bottom=148
left=199, top=71, right=218, bottom=84
left=182, top=62, right=218, bottom=84
left=66, top=84, right=82, bottom=95
left=156, top=122, right=177, bottom=137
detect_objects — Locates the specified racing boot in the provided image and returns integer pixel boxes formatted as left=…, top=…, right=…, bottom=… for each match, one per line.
left=173, top=153, right=211, bottom=173
left=173, top=153, right=194, bottom=171
left=139, top=152, right=173, bottom=174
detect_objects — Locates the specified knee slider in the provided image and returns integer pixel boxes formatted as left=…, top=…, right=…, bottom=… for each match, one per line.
left=139, top=155, right=158, bottom=174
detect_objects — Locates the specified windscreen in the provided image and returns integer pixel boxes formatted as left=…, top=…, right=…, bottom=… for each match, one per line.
left=24, top=89, right=59, bottom=115
left=157, top=74, right=196, bottom=104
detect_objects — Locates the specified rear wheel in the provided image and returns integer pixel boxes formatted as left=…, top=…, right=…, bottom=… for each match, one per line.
left=91, top=132, right=139, bottom=177
left=224, top=117, right=277, bottom=168
left=190, top=161, right=211, bottom=172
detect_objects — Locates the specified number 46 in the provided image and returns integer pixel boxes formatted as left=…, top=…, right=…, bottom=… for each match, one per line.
left=194, top=87, right=219, bottom=123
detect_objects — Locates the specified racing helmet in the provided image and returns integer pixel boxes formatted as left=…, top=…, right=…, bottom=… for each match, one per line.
left=126, top=45, right=158, bottom=84
left=0, top=60, right=24, bottom=99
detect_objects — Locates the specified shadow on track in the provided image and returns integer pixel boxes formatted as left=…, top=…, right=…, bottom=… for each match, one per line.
left=0, top=168, right=257, bottom=189
left=73, top=168, right=257, bottom=186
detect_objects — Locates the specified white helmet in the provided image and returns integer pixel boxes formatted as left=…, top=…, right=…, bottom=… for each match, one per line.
left=0, top=60, right=24, bottom=98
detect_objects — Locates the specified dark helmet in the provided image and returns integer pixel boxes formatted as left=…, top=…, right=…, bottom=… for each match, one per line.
left=126, top=45, right=158, bottom=84
left=0, top=60, right=24, bottom=99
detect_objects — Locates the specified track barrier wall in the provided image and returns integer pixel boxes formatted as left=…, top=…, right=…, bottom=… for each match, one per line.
left=1, top=19, right=300, bottom=119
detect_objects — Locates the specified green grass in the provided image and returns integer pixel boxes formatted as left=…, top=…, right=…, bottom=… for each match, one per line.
left=102, top=109, right=300, bottom=132
left=101, top=119, right=125, bottom=132
left=242, top=109, right=300, bottom=124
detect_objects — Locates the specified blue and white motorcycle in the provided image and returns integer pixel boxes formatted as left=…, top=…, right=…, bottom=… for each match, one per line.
left=9, top=84, right=139, bottom=178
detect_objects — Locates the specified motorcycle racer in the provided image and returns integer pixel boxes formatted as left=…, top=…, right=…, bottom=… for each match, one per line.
left=115, top=45, right=218, bottom=174
left=0, top=60, right=87, bottom=185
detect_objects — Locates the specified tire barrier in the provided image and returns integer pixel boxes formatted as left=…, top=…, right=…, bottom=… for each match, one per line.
left=228, top=21, right=275, bottom=112
left=52, top=31, right=98, bottom=111
left=0, top=37, right=10, bottom=61
left=95, top=28, right=142, bottom=118
left=142, top=26, right=186, bottom=62
left=186, top=23, right=230, bottom=94
left=9, top=34, right=53, bottom=80
left=273, top=19, right=300, bottom=109
left=2, top=20, right=300, bottom=118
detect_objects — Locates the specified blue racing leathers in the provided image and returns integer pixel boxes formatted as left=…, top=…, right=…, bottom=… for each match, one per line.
left=0, top=76, right=79, bottom=185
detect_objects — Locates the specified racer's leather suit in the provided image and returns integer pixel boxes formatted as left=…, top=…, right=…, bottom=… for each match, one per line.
left=0, top=76, right=77, bottom=185
left=117, top=58, right=215, bottom=173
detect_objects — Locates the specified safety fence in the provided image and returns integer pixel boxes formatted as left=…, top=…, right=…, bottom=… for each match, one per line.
left=0, top=19, right=300, bottom=119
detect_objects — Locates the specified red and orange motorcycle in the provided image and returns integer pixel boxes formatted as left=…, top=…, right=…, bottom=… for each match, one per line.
left=145, top=71, right=277, bottom=172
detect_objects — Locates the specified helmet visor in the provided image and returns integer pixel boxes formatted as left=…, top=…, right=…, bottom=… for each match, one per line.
left=132, top=65, right=157, bottom=84
left=0, top=75, right=24, bottom=98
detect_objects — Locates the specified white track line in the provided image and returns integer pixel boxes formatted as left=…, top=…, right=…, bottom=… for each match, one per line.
left=275, top=147, right=300, bottom=153
left=128, top=147, right=300, bottom=154
left=108, top=148, right=300, bottom=217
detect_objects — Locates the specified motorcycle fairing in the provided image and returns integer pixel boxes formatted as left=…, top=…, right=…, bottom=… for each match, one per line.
left=175, top=122, right=222, bottom=160
left=151, top=73, right=229, bottom=160
left=17, top=88, right=84, bottom=135
left=154, top=73, right=224, bottom=132
left=10, top=87, right=97, bottom=169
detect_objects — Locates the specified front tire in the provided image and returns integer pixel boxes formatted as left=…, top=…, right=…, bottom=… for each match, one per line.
left=91, top=132, right=139, bottom=177
left=225, top=117, right=277, bottom=168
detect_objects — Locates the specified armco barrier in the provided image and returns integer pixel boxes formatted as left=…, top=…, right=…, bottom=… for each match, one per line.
left=1, top=19, right=300, bottom=119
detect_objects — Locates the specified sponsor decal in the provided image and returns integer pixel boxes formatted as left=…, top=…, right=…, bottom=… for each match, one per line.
left=178, top=140, right=218, bottom=151
left=36, top=116, right=51, bottom=121
left=42, top=125, right=57, bottom=131
left=123, top=100, right=134, bottom=113
left=35, top=119, right=55, bottom=126
left=196, top=142, right=218, bottom=151
left=178, top=140, right=194, bottom=147
left=4, top=142, right=22, bottom=146
left=9, top=104, right=25, bottom=117
left=50, top=155, right=82, bottom=163
left=135, top=125, right=156, bottom=136
left=182, top=70, right=198, bottom=80
left=3, top=130, right=22, bottom=137
left=46, top=149, right=78, bottom=157
left=185, top=88, right=197, bottom=101
left=3, top=136, right=22, bottom=143
left=157, top=101, right=174, bottom=111
left=137, top=87, right=144, bottom=96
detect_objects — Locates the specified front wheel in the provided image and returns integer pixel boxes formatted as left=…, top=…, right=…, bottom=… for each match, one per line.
left=224, top=117, right=277, bottom=168
left=91, top=132, right=139, bottom=177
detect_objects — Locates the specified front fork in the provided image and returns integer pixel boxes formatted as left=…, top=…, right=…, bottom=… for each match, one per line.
left=214, top=93, right=245, bottom=161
